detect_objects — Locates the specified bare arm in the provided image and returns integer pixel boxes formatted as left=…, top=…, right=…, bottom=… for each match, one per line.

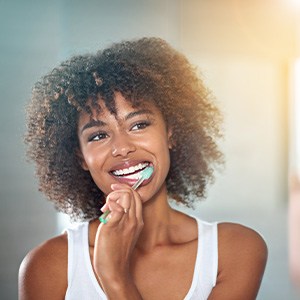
left=208, top=223, right=268, bottom=300
left=18, top=235, right=68, bottom=300
left=93, top=183, right=144, bottom=300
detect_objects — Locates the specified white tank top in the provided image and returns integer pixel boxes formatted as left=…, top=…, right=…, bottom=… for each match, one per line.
left=65, top=217, right=218, bottom=300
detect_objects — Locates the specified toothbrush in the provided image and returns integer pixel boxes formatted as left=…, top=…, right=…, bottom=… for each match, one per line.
left=99, top=166, right=154, bottom=224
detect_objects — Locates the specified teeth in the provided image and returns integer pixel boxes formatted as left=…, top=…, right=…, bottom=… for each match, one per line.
left=121, top=172, right=141, bottom=180
left=112, top=162, right=149, bottom=176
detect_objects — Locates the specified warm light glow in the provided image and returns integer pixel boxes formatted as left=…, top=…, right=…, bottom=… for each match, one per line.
left=288, top=0, right=300, bottom=6
left=294, top=59, right=300, bottom=176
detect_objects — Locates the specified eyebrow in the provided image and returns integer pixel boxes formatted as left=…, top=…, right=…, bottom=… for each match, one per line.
left=80, top=109, right=154, bottom=134
left=80, top=119, right=106, bottom=134
left=124, top=109, right=154, bottom=121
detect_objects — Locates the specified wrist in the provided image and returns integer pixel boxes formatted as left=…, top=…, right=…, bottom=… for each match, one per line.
left=99, top=275, right=142, bottom=300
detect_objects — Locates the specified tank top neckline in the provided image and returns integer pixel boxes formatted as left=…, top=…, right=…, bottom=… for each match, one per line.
left=81, top=217, right=202, bottom=298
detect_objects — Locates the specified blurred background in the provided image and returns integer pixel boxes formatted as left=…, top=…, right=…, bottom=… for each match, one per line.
left=0, top=0, right=299, bottom=299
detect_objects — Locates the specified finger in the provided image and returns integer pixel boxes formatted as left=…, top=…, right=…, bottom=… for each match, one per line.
left=113, top=188, right=136, bottom=219
left=106, top=196, right=124, bottom=213
left=100, top=202, right=109, bottom=212
left=111, top=187, right=141, bottom=221
left=108, top=190, right=132, bottom=213
left=113, top=183, right=143, bottom=221
left=127, top=190, right=136, bottom=219
left=105, top=200, right=127, bottom=224
left=111, top=183, right=129, bottom=191
left=131, top=189, right=143, bottom=223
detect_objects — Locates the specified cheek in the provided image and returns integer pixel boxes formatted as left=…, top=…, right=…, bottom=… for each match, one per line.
left=81, top=148, right=110, bottom=171
left=80, top=150, right=96, bottom=170
left=153, top=134, right=171, bottom=169
left=83, top=155, right=111, bottom=194
left=84, top=155, right=97, bottom=169
left=160, top=145, right=171, bottom=173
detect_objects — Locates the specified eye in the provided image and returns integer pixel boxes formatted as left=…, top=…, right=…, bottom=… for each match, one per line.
left=88, top=132, right=108, bottom=142
left=131, top=121, right=151, bottom=131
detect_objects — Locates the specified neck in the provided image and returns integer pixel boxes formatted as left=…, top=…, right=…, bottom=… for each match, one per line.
left=136, top=184, right=179, bottom=252
left=90, top=184, right=192, bottom=251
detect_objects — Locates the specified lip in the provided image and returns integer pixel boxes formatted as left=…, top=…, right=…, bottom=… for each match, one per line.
left=110, top=160, right=150, bottom=173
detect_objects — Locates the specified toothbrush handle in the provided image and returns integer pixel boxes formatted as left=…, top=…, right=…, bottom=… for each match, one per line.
left=131, top=176, right=144, bottom=190
left=99, top=210, right=110, bottom=224
left=99, top=177, right=144, bottom=223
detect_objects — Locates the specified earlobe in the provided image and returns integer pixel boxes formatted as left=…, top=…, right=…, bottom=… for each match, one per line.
left=76, top=149, right=89, bottom=171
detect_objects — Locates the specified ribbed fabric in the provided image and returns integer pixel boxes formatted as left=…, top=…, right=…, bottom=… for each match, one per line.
left=65, top=217, right=218, bottom=300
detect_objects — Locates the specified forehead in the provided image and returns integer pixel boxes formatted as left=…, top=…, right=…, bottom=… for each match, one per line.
left=78, top=93, right=163, bottom=123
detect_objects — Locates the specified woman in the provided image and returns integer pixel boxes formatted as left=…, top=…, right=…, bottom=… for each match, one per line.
left=19, top=37, right=267, bottom=299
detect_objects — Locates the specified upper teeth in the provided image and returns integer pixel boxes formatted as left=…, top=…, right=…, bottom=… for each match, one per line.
left=112, top=162, right=149, bottom=176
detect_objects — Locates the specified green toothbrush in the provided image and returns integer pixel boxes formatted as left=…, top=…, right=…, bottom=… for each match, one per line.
left=99, top=166, right=154, bottom=224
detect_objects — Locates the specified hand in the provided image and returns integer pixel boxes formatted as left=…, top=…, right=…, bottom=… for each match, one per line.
left=93, top=183, right=144, bottom=284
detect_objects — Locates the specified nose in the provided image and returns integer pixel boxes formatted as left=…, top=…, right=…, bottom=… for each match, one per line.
left=111, top=134, right=136, bottom=157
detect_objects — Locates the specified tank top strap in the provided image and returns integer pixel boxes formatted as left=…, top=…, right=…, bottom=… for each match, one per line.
left=197, top=219, right=218, bottom=289
left=65, top=222, right=88, bottom=294
left=184, top=217, right=218, bottom=299
left=64, top=222, right=107, bottom=299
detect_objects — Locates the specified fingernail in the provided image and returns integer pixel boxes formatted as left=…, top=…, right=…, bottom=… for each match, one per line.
left=100, top=203, right=108, bottom=212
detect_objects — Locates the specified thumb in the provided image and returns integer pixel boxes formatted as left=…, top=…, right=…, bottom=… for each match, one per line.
left=111, top=183, right=131, bottom=191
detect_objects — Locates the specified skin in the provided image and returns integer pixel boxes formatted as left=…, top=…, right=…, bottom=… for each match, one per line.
left=19, top=93, right=268, bottom=299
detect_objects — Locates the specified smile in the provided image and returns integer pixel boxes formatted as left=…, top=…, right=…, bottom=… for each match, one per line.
left=111, top=162, right=150, bottom=177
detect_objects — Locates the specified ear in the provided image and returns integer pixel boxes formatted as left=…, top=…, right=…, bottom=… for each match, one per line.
left=76, top=148, right=89, bottom=171
left=167, top=127, right=174, bottom=149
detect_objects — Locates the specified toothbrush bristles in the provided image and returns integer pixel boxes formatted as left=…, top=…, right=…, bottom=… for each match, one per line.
left=132, top=166, right=154, bottom=190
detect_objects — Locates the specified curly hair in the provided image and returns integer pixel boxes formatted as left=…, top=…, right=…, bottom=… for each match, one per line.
left=25, top=37, right=223, bottom=221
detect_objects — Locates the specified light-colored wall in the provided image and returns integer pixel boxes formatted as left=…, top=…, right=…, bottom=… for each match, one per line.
left=179, top=0, right=293, bottom=213
left=1, top=0, right=299, bottom=299
left=177, top=1, right=299, bottom=298
left=187, top=55, right=287, bottom=211
left=0, top=1, right=62, bottom=298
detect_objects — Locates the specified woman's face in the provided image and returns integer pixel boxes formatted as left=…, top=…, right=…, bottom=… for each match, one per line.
left=77, top=92, right=172, bottom=202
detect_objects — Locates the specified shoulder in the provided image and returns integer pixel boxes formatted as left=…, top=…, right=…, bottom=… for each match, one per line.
left=19, top=233, right=68, bottom=299
left=217, top=222, right=267, bottom=255
left=210, top=222, right=267, bottom=299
